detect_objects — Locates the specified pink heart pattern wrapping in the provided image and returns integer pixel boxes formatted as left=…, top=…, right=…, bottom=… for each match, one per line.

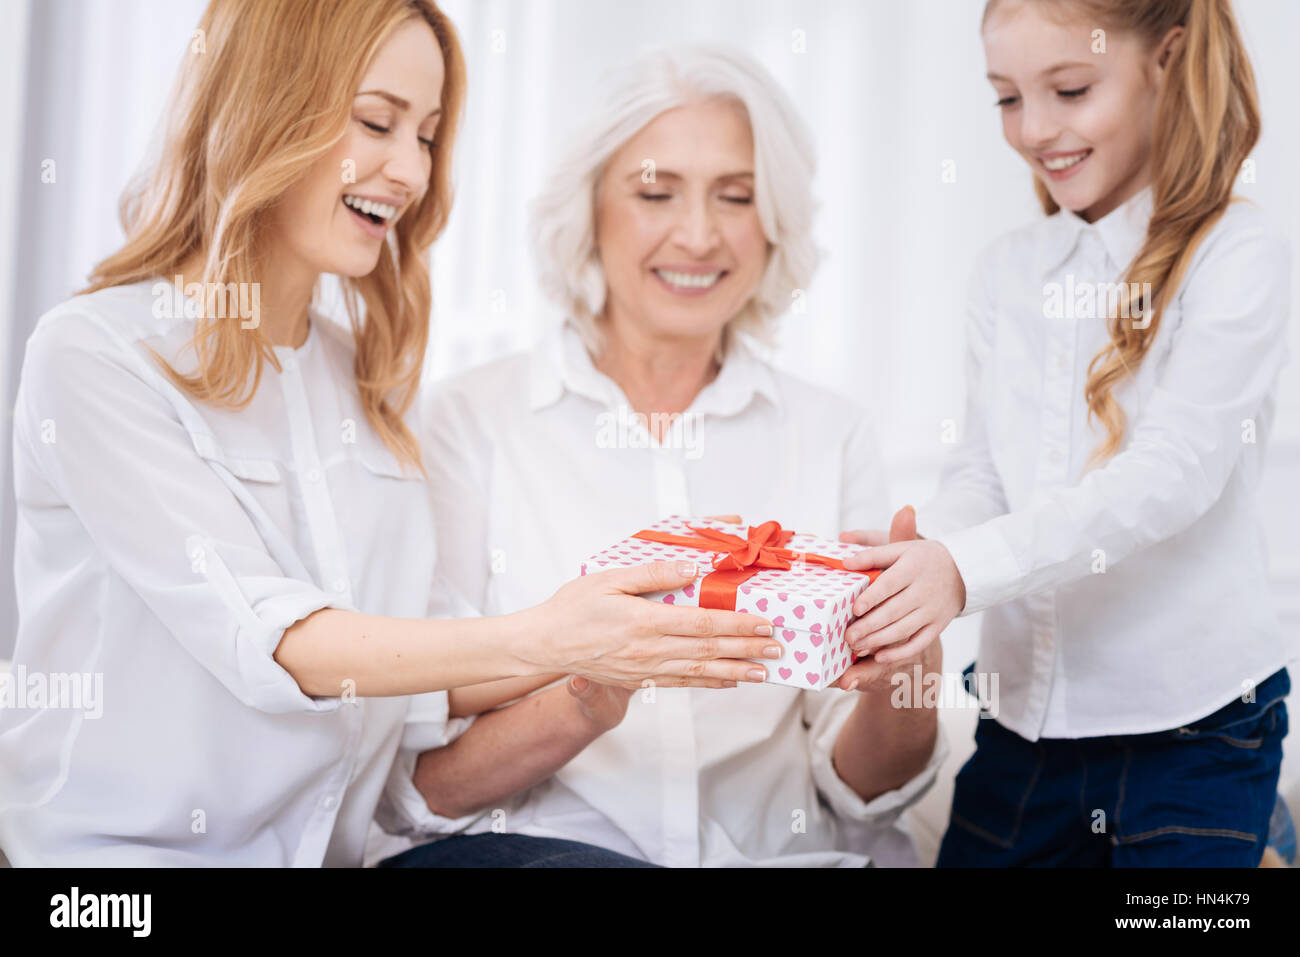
left=579, top=515, right=871, bottom=690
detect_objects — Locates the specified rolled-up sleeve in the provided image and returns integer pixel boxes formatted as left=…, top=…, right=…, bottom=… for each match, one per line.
left=14, top=311, right=345, bottom=714
left=804, top=690, right=948, bottom=827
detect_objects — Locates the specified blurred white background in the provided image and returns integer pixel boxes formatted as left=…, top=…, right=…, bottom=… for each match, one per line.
left=1, top=0, right=1297, bottom=816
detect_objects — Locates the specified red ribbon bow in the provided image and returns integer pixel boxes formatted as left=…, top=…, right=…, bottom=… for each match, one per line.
left=632, top=519, right=875, bottom=610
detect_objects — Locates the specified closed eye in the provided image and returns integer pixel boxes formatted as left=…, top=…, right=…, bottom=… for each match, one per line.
left=361, top=120, right=390, bottom=135
left=995, top=94, right=1019, bottom=108
left=638, top=193, right=671, bottom=201
left=1058, top=86, right=1090, bottom=99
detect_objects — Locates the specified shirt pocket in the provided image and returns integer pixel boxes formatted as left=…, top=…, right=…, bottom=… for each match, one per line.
left=189, top=431, right=284, bottom=484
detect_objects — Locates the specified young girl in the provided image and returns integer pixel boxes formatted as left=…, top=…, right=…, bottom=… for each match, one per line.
left=837, top=0, right=1292, bottom=866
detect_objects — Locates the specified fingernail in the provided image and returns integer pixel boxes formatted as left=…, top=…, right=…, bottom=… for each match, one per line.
left=746, top=667, right=768, bottom=682
left=677, top=562, right=697, bottom=577
left=755, top=624, right=773, bottom=636
left=847, top=679, right=860, bottom=691
left=763, top=645, right=782, bottom=659
left=723, top=680, right=738, bottom=688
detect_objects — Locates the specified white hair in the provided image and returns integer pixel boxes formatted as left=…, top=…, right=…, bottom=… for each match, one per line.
left=529, top=45, right=820, bottom=356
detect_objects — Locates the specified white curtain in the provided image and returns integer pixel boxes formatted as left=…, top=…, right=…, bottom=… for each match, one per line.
left=3, top=0, right=1298, bottom=694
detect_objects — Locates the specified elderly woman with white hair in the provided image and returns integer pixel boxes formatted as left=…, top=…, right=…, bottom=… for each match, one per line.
left=376, top=46, right=948, bottom=867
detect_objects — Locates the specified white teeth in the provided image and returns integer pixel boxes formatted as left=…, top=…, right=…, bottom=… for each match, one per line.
left=1043, top=152, right=1089, bottom=171
left=654, top=269, right=722, bottom=289
left=343, top=195, right=397, bottom=221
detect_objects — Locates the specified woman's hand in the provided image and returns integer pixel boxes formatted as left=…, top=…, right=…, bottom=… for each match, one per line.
left=525, top=560, right=779, bottom=690
left=840, top=540, right=966, bottom=665
left=566, top=676, right=635, bottom=733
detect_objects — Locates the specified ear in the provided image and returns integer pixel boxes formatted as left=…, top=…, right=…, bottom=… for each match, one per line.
left=1154, top=24, right=1184, bottom=74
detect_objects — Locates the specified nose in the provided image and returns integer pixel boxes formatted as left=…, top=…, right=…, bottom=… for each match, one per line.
left=382, top=130, right=429, bottom=205
left=1018, top=97, right=1061, bottom=152
left=671, top=193, right=721, bottom=258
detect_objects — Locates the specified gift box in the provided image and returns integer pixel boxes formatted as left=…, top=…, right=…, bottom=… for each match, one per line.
left=579, top=516, right=880, bottom=690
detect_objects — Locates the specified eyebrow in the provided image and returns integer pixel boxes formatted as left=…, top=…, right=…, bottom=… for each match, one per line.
left=621, top=170, right=755, bottom=184
left=987, top=61, right=1095, bottom=81
left=356, top=89, right=442, bottom=119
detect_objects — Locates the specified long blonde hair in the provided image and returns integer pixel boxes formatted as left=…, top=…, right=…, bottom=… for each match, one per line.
left=987, top=0, right=1259, bottom=464
left=82, top=0, right=466, bottom=475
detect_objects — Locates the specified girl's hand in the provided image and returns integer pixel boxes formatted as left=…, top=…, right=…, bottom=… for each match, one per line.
left=840, top=540, right=966, bottom=664
left=566, top=676, right=636, bottom=733
left=528, top=561, right=778, bottom=690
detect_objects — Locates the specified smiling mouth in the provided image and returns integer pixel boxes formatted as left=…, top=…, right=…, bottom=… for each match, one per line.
left=341, top=194, right=398, bottom=227
left=653, top=268, right=726, bottom=292
left=1041, top=149, right=1092, bottom=173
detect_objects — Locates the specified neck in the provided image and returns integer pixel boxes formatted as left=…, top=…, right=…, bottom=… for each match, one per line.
left=593, top=306, right=723, bottom=428
left=174, top=250, right=315, bottom=349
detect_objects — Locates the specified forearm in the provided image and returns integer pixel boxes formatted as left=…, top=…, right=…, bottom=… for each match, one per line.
left=448, top=673, right=566, bottom=717
left=274, top=606, right=539, bottom=697
left=412, top=685, right=602, bottom=820
left=832, top=676, right=939, bottom=804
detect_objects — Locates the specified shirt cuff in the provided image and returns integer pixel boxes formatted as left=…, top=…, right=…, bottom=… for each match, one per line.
left=373, top=691, right=484, bottom=839
left=932, top=520, right=1022, bottom=616
left=809, top=694, right=950, bottom=826
left=373, top=747, right=490, bottom=839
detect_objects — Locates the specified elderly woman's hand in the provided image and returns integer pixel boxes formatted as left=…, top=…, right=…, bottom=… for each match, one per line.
left=566, top=676, right=635, bottom=733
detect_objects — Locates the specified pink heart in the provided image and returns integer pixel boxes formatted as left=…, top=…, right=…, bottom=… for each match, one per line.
left=810, top=634, right=823, bottom=647
left=662, top=595, right=675, bottom=604
left=794, top=651, right=808, bottom=663
left=806, top=673, right=819, bottom=685
left=772, top=615, right=785, bottom=627
left=814, top=599, right=825, bottom=609
left=810, top=623, right=821, bottom=633
left=793, top=605, right=805, bottom=619
left=741, top=586, right=752, bottom=595
left=756, top=598, right=768, bottom=612
left=782, top=629, right=796, bottom=642
left=777, top=592, right=788, bottom=601
left=779, top=667, right=792, bottom=680
left=683, top=583, right=695, bottom=598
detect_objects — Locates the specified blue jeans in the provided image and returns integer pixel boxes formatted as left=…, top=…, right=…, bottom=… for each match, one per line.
left=937, top=667, right=1290, bottom=867
left=378, top=833, right=659, bottom=868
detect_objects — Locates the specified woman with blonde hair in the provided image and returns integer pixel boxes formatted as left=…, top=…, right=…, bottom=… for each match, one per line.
left=0, top=0, right=778, bottom=867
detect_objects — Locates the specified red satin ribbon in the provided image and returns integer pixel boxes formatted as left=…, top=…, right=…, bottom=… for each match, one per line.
left=632, top=519, right=875, bottom=610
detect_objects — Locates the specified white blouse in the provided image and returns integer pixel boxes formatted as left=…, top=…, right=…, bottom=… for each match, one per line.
left=924, top=188, right=1297, bottom=740
left=379, top=321, right=948, bottom=868
left=0, top=279, right=454, bottom=866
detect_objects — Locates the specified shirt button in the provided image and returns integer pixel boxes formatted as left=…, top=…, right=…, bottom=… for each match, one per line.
left=321, top=795, right=338, bottom=810
left=332, top=579, right=347, bottom=593
left=305, top=467, right=321, bottom=483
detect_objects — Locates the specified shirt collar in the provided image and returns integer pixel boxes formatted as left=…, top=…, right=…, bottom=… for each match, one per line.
left=529, top=319, right=782, bottom=418
left=1042, top=185, right=1153, bottom=274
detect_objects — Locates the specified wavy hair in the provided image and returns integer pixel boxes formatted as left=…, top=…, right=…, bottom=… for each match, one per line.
left=81, top=0, right=467, bottom=475
left=529, top=45, right=820, bottom=358
left=987, top=0, right=1260, bottom=465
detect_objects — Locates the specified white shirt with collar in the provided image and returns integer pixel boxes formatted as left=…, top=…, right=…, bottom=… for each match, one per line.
left=0, top=278, right=458, bottom=866
left=382, top=320, right=948, bottom=867
left=924, top=188, right=1296, bottom=741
